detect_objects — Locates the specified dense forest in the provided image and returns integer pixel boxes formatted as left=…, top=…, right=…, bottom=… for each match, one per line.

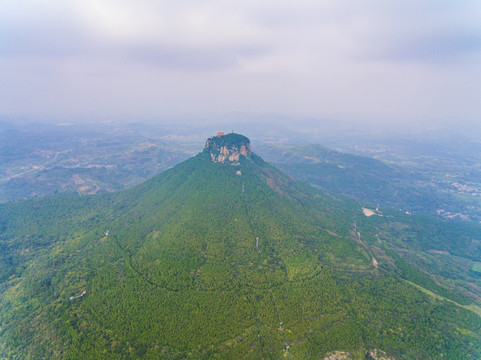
left=0, top=142, right=480, bottom=359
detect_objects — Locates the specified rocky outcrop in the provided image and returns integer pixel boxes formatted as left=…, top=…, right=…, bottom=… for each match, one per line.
left=204, top=133, right=252, bottom=165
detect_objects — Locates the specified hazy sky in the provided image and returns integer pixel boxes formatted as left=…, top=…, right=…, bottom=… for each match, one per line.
left=1, top=0, right=480, bottom=127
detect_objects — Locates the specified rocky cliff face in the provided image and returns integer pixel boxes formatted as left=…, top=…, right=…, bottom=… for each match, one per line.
left=204, top=133, right=252, bottom=165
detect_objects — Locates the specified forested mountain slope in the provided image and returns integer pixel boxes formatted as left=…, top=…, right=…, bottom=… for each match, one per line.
left=0, top=134, right=480, bottom=359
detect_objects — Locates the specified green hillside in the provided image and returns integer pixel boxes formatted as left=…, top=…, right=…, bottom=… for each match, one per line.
left=0, top=135, right=480, bottom=359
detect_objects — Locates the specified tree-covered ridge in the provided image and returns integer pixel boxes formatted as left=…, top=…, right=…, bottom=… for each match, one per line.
left=0, top=145, right=480, bottom=359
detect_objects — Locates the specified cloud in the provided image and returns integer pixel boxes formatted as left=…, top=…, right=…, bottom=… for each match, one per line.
left=0, top=0, right=480, bottom=126
left=373, top=31, right=481, bottom=63
left=127, top=45, right=265, bottom=70
left=344, top=1, right=481, bottom=63
left=3, top=1, right=480, bottom=65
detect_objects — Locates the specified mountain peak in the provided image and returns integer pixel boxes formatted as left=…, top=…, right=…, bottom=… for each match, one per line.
left=204, top=132, right=252, bottom=165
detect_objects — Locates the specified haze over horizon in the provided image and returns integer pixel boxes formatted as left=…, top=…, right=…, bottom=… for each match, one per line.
left=1, top=1, right=480, bottom=130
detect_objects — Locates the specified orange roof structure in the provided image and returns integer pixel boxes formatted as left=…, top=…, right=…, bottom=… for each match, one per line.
left=216, top=132, right=225, bottom=137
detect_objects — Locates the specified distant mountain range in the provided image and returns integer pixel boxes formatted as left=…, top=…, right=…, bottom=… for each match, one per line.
left=1, top=134, right=480, bottom=359
left=2, top=123, right=481, bottom=223
left=256, top=143, right=481, bottom=220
